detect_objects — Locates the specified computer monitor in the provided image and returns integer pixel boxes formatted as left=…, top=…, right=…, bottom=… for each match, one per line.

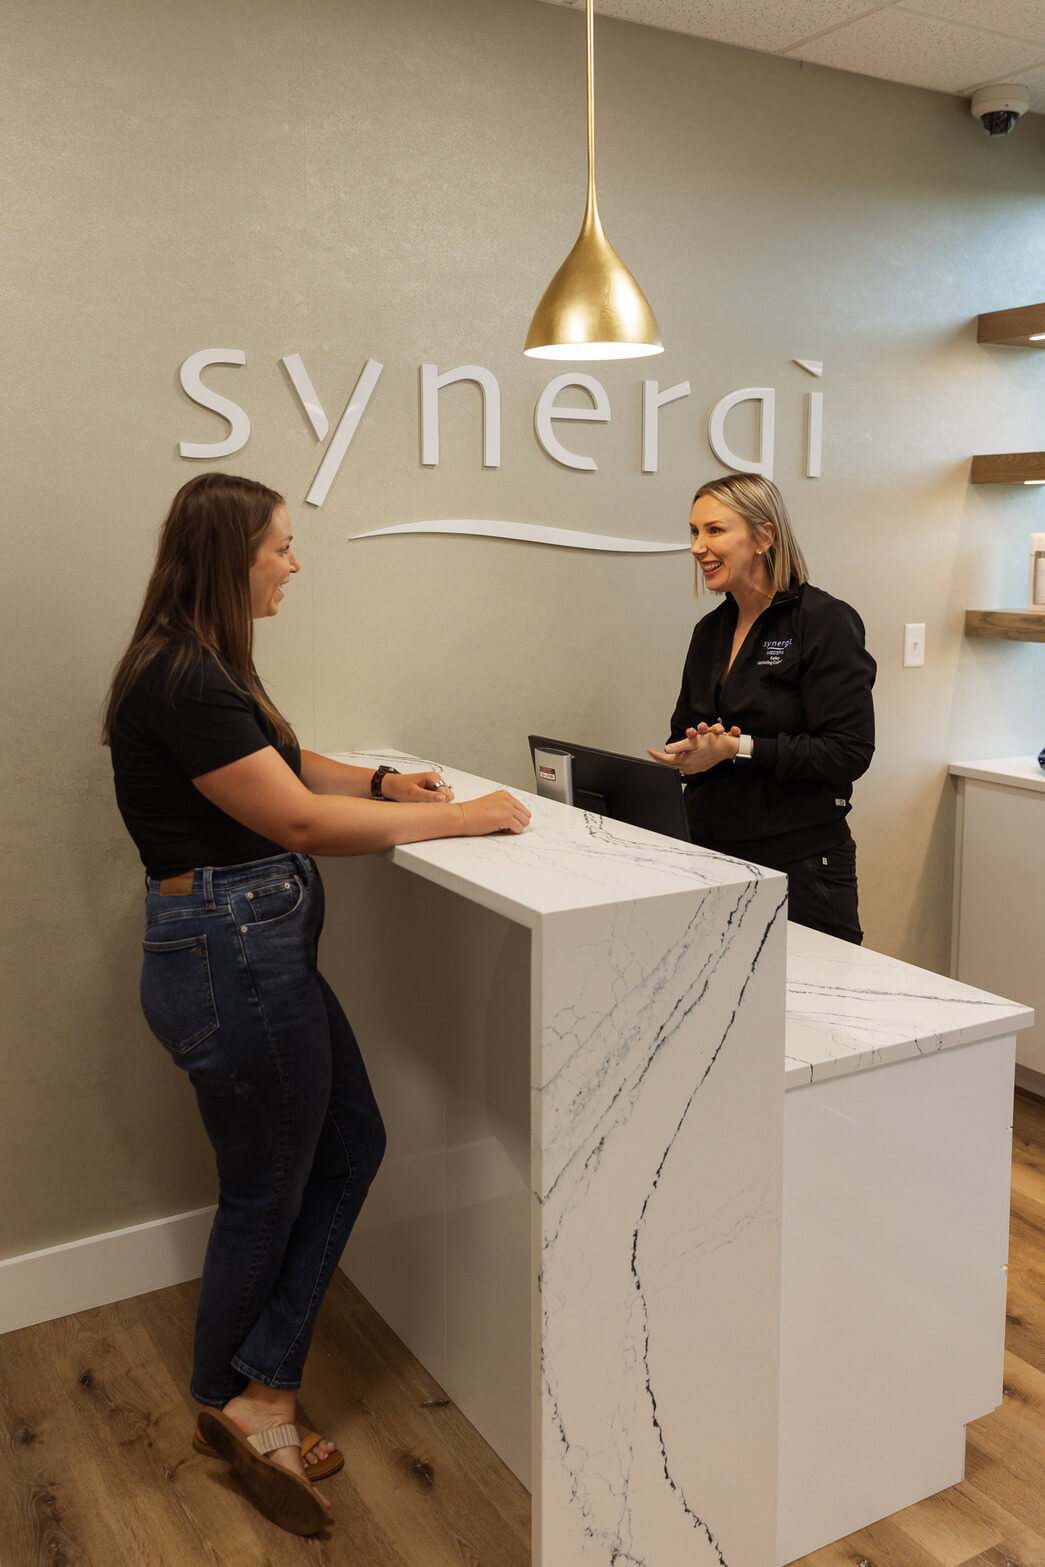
left=528, top=734, right=692, bottom=844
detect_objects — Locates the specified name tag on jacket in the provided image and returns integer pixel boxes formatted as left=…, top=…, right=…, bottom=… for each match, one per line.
left=757, top=637, right=793, bottom=667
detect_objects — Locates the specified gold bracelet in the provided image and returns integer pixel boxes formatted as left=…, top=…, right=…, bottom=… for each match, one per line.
left=457, top=802, right=469, bottom=834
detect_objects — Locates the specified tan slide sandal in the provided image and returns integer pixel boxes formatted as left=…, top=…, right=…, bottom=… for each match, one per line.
left=193, top=1420, right=344, bottom=1481
left=196, top=1408, right=330, bottom=1535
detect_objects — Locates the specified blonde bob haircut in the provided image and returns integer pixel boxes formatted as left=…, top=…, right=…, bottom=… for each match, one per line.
left=692, top=473, right=808, bottom=596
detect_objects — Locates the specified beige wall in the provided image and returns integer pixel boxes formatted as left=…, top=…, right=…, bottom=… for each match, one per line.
left=3, top=0, right=1043, bottom=1260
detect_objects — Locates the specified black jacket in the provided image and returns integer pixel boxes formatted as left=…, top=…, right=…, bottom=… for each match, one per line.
left=669, top=580, right=876, bottom=861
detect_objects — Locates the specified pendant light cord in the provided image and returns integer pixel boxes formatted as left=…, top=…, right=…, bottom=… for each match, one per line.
left=523, top=0, right=662, bottom=356
left=586, top=0, right=596, bottom=210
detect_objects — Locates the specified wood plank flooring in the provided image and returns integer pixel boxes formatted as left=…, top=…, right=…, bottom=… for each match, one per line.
left=3, top=1090, right=1045, bottom=1566
left=0, top=1266, right=529, bottom=1567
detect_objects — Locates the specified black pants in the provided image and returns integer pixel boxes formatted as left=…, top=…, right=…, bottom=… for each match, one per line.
left=774, top=836, right=862, bottom=945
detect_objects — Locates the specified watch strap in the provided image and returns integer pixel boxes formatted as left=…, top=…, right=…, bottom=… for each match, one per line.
left=371, top=765, right=401, bottom=798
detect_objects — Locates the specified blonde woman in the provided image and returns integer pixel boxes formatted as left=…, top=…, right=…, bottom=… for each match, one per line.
left=649, top=474, right=875, bottom=943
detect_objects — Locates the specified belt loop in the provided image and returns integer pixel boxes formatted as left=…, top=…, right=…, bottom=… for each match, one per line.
left=295, top=852, right=312, bottom=884
left=202, top=865, right=215, bottom=908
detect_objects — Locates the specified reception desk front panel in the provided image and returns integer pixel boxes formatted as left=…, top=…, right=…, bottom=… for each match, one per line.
left=321, top=753, right=787, bottom=1567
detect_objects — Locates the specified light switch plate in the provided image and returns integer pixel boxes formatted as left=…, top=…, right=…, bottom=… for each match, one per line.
left=904, top=623, right=925, bottom=667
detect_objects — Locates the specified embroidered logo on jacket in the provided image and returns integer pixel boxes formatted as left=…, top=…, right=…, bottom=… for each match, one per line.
left=757, top=637, right=793, bottom=666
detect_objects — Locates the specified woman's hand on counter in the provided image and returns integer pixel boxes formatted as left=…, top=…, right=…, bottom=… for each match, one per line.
left=384, top=769, right=455, bottom=804
left=648, top=724, right=741, bottom=775
left=193, top=746, right=529, bottom=856
left=455, top=790, right=531, bottom=836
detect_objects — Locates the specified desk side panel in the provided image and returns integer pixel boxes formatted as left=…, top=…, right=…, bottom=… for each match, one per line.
left=323, top=853, right=532, bottom=1486
left=533, top=875, right=786, bottom=1567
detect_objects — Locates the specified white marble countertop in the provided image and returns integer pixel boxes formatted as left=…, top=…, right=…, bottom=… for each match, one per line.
left=328, top=749, right=783, bottom=925
left=327, top=750, right=1032, bottom=1087
left=949, top=756, right=1045, bottom=794
left=785, top=923, right=1033, bottom=1088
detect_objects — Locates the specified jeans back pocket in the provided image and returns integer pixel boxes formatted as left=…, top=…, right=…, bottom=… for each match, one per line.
left=141, top=933, right=219, bottom=1054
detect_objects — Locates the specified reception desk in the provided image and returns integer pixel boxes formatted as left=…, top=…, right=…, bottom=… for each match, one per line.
left=319, top=752, right=1031, bottom=1567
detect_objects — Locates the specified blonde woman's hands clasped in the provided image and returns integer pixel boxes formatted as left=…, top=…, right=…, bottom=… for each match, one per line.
left=648, top=723, right=741, bottom=775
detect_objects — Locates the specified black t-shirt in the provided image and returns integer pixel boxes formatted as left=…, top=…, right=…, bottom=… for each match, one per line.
left=110, top=644, right=301, bottom=878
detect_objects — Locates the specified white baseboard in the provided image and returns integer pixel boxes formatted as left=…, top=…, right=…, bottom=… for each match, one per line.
left=0, top=1205, right=216, bottom=1337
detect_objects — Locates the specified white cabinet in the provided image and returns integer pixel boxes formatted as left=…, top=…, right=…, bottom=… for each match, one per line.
left=951, top=759, right=1045, bottom=1076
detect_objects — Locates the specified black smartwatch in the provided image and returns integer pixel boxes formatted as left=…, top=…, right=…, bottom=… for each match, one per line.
left=370, top=765, right=401, bottom=799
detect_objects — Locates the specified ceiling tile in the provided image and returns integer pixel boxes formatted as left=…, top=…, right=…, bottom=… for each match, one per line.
left=534, top=0, right=1045, bottom=112
left=785, top=7, right=1042, bottom=94
left=900, top=0, right=1045, bottom=47
left=537, top=1, right=893, bottom=56
left=1003, top=58, right=1045, bottom=112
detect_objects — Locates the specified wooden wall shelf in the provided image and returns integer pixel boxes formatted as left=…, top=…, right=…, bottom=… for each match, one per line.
left=970, top=452, right=1045, bottom=484
left=964, top=610, right=1045, bottom=643
left=977, top=303, right=1045, bottom=348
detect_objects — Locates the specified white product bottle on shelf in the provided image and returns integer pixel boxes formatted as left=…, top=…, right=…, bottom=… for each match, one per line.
left=1030, top=534, right=1045, bottom=611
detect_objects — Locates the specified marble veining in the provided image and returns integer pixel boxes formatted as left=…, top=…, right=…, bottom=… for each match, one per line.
left=540, top=882, right=771, bottom=1205
left=785, top=923, right=1033, bottom=1087
left=330, top=751, right=786, bottom=1565
left=328, top=750, right=778, bottom=920
left=333, top=752, right=1031, bottom=1088
left=535, top=883, right=785, bottom=1566
left=630, top=894, right=786, bottom=1567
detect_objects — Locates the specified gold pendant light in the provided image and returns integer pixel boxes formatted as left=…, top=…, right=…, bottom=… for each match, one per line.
left=525, top=0, right=663, bottom=361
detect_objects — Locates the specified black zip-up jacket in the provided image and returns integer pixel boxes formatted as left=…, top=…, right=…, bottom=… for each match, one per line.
left=669, top=580, right=876, bottom=863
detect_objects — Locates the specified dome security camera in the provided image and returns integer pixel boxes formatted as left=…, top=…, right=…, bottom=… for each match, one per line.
left=970, top=83, right=1030, bottom=135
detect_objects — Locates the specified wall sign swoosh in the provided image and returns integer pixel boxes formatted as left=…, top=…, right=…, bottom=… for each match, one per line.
left=350, top=519, right=688, bottom=553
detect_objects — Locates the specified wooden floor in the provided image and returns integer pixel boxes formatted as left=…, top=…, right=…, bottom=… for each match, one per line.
left=0, top=1267, right=530, bottom=1567
left=3, top=1091, right=1045, bottom=1566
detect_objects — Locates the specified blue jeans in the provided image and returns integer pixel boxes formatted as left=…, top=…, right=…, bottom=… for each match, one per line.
left=139, top=852, right=386, bottom=1407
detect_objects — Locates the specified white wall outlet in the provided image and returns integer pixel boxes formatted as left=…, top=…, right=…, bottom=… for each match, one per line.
left=903, top=623, right=926, bottom=667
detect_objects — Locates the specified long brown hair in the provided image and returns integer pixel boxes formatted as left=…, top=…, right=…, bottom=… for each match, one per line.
left=102, top=472, right=296, bottom=746
left=692, top=474, right=808, bottom=596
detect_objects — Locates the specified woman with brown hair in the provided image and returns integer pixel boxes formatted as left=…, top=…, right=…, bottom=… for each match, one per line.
left=649, top=473, right=875, bottom=944
left=104, top=472, right=529, bottom=1535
